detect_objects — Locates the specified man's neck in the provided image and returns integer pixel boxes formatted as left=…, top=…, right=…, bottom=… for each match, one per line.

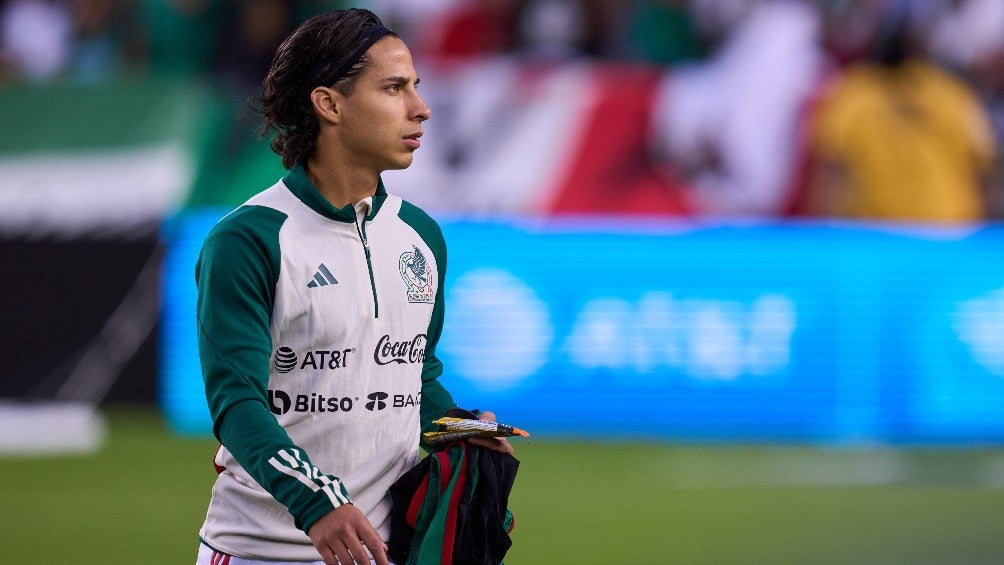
left=304, top=157, right=379, bottom=209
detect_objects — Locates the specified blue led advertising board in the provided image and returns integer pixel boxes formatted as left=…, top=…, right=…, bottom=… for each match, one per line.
left=161, top=212, right=1004, bottom=444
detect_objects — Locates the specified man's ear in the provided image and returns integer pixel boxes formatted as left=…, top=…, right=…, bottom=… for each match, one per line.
left=310, top=86, right=341, bottom=124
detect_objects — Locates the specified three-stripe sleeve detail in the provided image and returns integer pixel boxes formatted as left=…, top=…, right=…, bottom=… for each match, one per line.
left=267, top=448, right=350, bottom=507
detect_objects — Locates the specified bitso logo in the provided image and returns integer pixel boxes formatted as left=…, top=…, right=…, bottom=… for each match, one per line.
left=268, top=390, right=419, bottom=414
left=365, top=392, right=388, bottom=411
left=399, top=245, right=434, bottom=303
left=268, top=389, right=354, bottom=415
left=374, top=334, right=427, bottom=365
left=273, top=347, right=297, bottom=373
left=268, top=389, right=291, bottom=415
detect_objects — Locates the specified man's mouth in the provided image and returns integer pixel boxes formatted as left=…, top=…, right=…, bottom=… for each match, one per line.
left=403, top=132, right=422, bottom=149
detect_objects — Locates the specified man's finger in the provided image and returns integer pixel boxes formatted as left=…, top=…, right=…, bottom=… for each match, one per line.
left=316, top=544, right=339, bottom=565
left=469, top=435, right=513, bottom=454
left=331, top=542, right=354, bottom=565
left=345, top=537, right=372, bottom=564
left=363, top=534, right=390, bottom=565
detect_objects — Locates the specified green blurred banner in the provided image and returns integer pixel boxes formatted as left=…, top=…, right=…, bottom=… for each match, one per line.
left=0, top=77, right=283, bottom=236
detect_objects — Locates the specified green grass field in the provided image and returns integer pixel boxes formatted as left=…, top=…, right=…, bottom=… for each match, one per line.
left=2, top=407, right=1003, bottom=564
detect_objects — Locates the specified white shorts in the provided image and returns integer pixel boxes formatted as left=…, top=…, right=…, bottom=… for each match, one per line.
left=196, top=543, right=389, bottom=565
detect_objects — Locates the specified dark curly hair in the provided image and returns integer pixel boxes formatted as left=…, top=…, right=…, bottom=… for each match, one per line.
left=258, top=9, right=397, bottom=169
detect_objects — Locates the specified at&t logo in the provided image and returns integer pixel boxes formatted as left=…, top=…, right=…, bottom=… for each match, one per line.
left=274, top=347, right=297, bottom=373
left=273, top=346, right=355, bottom=373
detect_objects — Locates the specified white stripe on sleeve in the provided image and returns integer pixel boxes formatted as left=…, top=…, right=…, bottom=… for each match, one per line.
left=268, top=449, right=349, bottom=507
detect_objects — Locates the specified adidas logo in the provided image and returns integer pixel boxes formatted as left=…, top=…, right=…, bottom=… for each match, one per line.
left=307, top=264, right=338, bottom=288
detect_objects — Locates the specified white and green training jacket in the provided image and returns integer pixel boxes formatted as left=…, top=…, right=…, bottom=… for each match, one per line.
left=196, top=163, right=457, bottom=561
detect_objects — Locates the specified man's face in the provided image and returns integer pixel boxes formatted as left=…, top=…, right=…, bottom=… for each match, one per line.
left=335, top=36, right=430, bottom=173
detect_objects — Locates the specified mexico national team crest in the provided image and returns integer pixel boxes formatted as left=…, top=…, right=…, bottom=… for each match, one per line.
left=399, top=245, right=435, bottom=303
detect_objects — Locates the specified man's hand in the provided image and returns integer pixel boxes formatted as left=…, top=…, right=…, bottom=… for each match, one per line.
left=467, top=411, right=514, bottom=455
left=307, top=504, right=389, bottom=565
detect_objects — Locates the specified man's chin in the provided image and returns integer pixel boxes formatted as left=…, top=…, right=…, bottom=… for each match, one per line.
left=387, top=155, right=415, bottom=171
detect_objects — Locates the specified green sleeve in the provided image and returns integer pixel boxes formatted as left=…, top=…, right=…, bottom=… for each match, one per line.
left=398, top=201, right=458, bottom=443
left=196, top=205, right=350, bottom=533
left=420, top=275, right=457, bottom=442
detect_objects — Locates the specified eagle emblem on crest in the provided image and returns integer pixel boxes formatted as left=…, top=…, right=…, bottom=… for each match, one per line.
left=399, top=245, right=434, bottom=303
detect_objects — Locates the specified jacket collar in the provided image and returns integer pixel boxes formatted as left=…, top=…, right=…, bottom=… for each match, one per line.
left=283, top=162, right=388, bottom=223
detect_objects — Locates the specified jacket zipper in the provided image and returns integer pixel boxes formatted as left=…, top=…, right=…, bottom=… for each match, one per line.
left=354, top=214, right=379, bottom=318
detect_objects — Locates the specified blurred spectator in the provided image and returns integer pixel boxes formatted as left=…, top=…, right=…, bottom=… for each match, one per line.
left=0, top=0, right=72, bottom=82
left=66, top=0, right=143, bottom=84
left=688, top=0, right=758, bottom=51
left=928, top=0, right=1004, bottom=77
left=212, top=0, right=296, bottom=94
left=400, top=0, right=519, bottom=59
left=182, top=0, right=301, bottom=207
left=622, top=0, right=702, bottom=65
left=513, top=0, right=624, bottom=60
left=138, top=0, right=221, bottom=78
left=2, top=0, right=1000, bottom=222
left=361, top=0, right=455, bottom=53
left=373, top=0, right=627, bottom=62
left=649, top=0, right=824, bottom=216
left=515, top=0, right=585, bottom=60
left=818, top=0, right=891, bottom=67
left=928, top=0, right=1004, bottom=215
left=803, top=0, right=997, bottom=222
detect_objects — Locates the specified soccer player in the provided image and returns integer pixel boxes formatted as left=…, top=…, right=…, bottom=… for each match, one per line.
left=193, top=9, right=511, bottom=565
left=805, top=2, right=996, bottom=222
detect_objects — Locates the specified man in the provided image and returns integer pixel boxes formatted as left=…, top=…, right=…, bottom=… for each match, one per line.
left=805, top=0, right=997, bottom=222
left=194, top=9, right=511, bottom=565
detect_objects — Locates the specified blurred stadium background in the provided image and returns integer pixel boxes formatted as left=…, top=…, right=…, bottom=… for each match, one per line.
left=2, top=0, right=1004, bottom=563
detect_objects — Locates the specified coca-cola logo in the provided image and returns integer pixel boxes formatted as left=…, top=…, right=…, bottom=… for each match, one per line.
left=374, top=334, right=427, bottom=365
